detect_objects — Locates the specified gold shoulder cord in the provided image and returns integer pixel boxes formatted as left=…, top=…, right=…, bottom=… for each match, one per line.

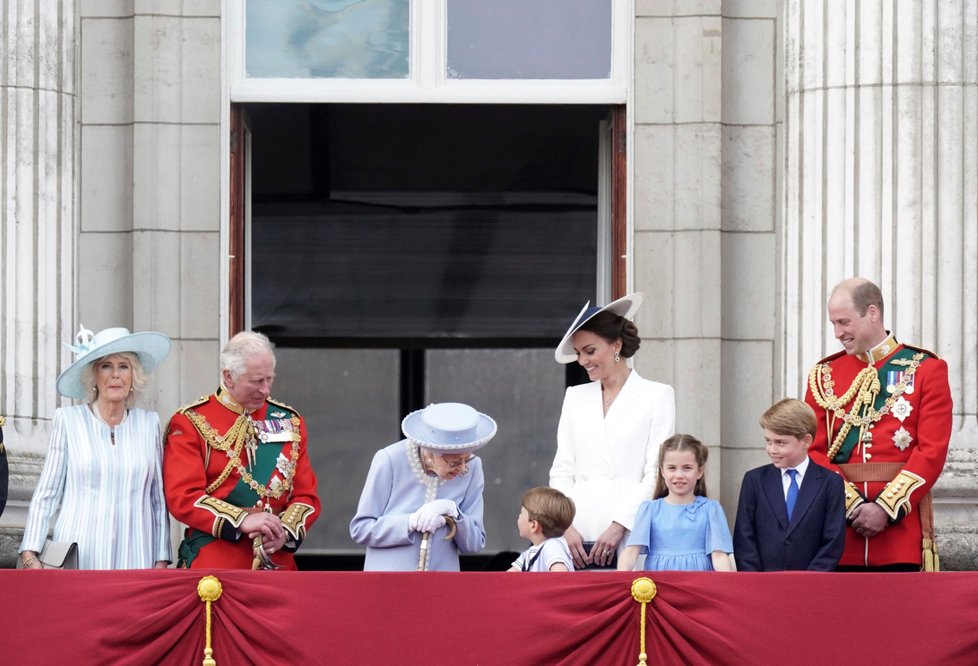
left=185, top=409, right=301, bottom=501
left=808, top=353, right=925, bottom=460
left=184, top=410, right=255, bottom=494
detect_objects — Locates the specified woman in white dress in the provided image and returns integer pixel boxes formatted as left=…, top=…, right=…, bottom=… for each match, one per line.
left=20, top=326, right=172, bottom=570
left=549, top=293, right=676, bottom=569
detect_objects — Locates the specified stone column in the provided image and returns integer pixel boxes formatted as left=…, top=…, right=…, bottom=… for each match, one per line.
left=632, top=2, right=724, bottom=492
left=784, top=0, right=978, bottom=568
left=0, top=0, right=76, bottom=564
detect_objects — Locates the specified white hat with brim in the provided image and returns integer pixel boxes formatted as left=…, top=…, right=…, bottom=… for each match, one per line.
left=401, top=402, right=497, bottom=454
left=56, top=326, right=172, bottom=400
left=554, top=292, right=644, bottom=364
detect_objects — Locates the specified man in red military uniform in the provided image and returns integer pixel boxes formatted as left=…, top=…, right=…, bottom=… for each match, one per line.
left=805, top=278, right=952, bottom=571
left=164, top=331, right=320, bottom=569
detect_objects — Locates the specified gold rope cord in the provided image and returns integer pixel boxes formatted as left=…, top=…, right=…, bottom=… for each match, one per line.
left=186, top=410, right=300, bottom=500
left=197, top=576, right=223, bottom=666
left=808, top=353, right=924, bottom=460
left=185, top=410, right=253, bottom=494
left=630, top=577, right=657, bottom=666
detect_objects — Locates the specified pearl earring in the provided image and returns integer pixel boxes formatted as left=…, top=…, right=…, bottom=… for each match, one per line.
left=614, top=351, right=620, bottom=362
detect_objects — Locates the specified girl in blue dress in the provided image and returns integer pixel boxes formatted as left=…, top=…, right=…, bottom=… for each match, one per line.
left=618, top=434, right=734, bottom=572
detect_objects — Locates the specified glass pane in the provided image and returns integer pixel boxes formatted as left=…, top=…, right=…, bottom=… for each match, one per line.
left=249, top=104, right=604, bottom=342
left=426, top=349, right=565, bottom=553
left=273, top=348, right=401, bottom=552
left=245, top=0, right=409, bottom=79
left=447, top=0, right=611, bottom=79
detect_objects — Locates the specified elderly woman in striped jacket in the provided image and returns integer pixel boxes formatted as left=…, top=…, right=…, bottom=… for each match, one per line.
left=19, top=326, right=172, bottom=570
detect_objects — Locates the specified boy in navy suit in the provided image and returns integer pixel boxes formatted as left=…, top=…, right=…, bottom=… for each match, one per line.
left=733, top=399, right=845, bottom=571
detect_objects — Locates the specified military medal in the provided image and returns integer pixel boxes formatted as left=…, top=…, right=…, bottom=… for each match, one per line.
left=892, top=427, right=912, bottom=451
left=891, top=396, right=913, bottom=423
left=886, top=370, right=901, bottom=394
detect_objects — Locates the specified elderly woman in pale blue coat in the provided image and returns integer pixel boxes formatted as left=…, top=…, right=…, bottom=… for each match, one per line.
left=350, top=402, right=496, bottom=571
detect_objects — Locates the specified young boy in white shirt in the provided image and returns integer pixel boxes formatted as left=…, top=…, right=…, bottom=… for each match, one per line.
left=509, top=487, right=575, bottom=572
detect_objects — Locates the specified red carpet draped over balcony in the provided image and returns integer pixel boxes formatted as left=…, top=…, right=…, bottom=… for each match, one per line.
left=3, top=570, right=977, bottom=664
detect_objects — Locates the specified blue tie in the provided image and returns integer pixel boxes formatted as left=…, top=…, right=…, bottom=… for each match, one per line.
left=786, top=469, right=799, bottom=521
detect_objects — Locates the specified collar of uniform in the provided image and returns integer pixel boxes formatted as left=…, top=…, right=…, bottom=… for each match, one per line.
left=856, top=333, right=898, bottom=364
left=216, top=383, right=251, bottom=415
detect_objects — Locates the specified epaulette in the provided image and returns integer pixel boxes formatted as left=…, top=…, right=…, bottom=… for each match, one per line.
left=814, top=349, right=847, bottom=365
left=902, top=343, right=939, bottom=360
left=267, top=397, right=298, bottom=418
left=176, top=395, right=211, bottom=415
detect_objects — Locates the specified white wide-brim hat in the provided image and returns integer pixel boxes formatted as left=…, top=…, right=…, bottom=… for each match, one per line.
left=554, top=292, right=644, bottom=364
left=401, top=402, right=497, bottom=454
left=56, top=325, right=171, bottom=400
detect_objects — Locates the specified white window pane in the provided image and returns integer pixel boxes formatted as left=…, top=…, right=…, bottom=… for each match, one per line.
left=447, top=0, right=612, bottom=79
left=246, top=0, right=409, bottom=79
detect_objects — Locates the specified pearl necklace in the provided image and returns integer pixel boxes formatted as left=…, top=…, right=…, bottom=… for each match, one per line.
left=405, top=441, right=443, bottom=502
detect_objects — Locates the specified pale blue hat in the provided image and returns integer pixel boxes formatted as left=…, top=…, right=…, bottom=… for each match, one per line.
left=56, top=325, right=171, bottom=400
left=554, top=292, right=644, bottom=364
left=401, top=402, right=497, bottom=453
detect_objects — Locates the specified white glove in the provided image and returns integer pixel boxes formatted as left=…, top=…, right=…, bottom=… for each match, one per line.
left=409, top=499, right=459, bottom=533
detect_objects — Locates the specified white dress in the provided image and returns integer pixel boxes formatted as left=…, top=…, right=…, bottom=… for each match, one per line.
left=21, top=405, right=172, bottom=569
left=549, top=370, right=676, bottom=542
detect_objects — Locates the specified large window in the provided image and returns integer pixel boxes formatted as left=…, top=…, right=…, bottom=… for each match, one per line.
left=231, top=0, right=628, bottom=103
left=244, top=104, right=608, bottom=557
left=227, top=3, right=631, bottom=564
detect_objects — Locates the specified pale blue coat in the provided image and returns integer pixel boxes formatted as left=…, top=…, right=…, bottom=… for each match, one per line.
left=350, top=440, right=486, bottom=571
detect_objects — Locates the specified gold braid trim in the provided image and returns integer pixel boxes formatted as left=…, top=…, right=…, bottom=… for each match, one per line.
left=808, top=353, right=925, bottom=460
left=280, top=502, right=316, bottom=541
left=194, top=496, right=248, bottom=536
left=184, top=410, right=254, bottom=494
left=876, top=470, right=925, bottom=521
left=843, top=481, right=865, bottom=518
left=184, top=409, right=302, bottom=502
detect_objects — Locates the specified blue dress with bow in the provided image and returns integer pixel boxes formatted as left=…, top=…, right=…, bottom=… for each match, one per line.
left=626, top=496, right=733, bottom=571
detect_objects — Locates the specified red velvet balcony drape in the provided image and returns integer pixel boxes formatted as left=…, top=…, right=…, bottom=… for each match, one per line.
left=3, top=570, right=977, bottom=665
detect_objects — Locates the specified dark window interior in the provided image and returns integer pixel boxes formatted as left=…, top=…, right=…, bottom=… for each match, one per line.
left=243, top=104, right=608, bottom=564
left=247, top=103, right=606, bottom=347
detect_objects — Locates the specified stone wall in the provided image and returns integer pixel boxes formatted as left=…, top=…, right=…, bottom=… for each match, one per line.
left=1, top=1, right=974, bottom=568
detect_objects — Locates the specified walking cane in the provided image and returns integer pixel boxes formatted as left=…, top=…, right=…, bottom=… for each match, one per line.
left=417, top=515, right=458, bottom=571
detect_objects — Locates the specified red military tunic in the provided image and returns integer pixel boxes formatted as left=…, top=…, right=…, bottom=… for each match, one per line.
left=805, top=336, right=952, bottom=568
left=164, top=388, right=320, bottom=569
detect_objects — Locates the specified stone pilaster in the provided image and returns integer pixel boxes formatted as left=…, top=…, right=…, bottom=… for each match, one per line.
left=784, top=1, right=978, bottom=567
left=0, top=0, right=76, bottom=561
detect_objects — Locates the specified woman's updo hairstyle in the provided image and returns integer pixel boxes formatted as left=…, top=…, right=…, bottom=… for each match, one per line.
left=578, top=311, right=641, bottom=358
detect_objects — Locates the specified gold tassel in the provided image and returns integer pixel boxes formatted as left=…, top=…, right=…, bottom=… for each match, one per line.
left=197, top=576, right=223, bottom=666
left=630, top=577, right=658, bottom=666
left=921, top=538, right=940, bottom=572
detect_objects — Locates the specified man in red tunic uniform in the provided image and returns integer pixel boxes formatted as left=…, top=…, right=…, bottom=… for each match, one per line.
left=164, top=331, right=320, bottom=569
left=805, top=278, right=952, bottom=570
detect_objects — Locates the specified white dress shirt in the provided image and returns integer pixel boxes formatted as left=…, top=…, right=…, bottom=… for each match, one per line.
left=781, top=455, right=811, bottom=499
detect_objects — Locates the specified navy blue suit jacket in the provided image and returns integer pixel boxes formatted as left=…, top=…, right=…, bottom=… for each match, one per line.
left=733, top=458, right=845, bottom=571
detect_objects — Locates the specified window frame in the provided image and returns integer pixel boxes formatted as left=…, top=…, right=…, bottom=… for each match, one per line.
left=226, top=0, right=630, bottom=104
